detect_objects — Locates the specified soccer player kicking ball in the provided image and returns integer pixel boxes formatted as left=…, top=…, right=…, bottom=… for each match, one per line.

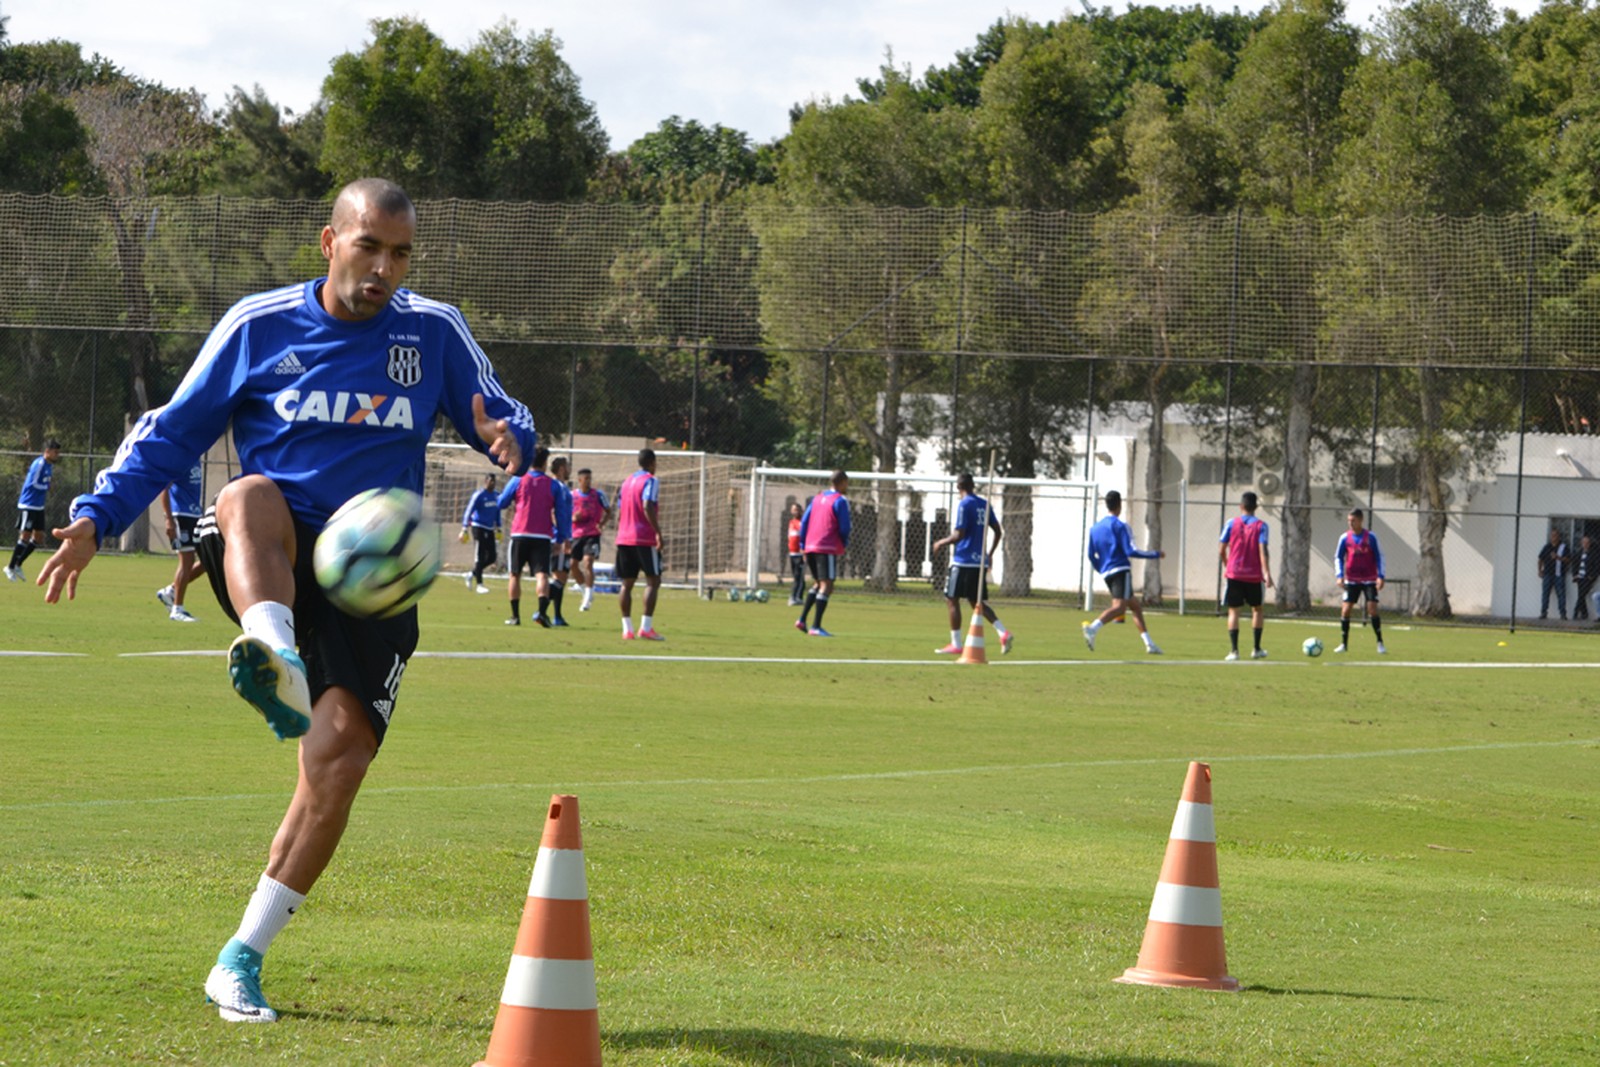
left=930, top=472, right=1013, bottom=654
left=795, top=470, right=851, bottom=637
left=1082, top=489, right=1164, bottom=654
left=37, top=179, right=536, bottom=1024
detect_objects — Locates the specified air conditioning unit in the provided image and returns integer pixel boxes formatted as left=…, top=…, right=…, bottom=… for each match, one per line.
left=1255, top=471, right=1283, bottom=496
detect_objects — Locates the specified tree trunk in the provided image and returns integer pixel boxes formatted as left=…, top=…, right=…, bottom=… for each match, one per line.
left=864, top=353, right=902, bottom=593
left=1412, top=367, right=1452, bottom=618
left=1141, top=385, right=1167, bottom=605
left=1277, top=362, right=1316, bottom=612
left=1001, top=483, right=1034, bottom=596
left=1000, top=365, right=1039, bottom=596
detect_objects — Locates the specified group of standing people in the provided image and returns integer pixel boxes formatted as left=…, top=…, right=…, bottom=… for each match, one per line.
left=460, top=447, right=665, bottom=639
left=1536, top=527, right=1600, bottom=621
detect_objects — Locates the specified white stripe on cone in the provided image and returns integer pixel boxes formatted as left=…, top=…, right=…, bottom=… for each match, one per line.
left=1147, top=882, right=1224, bottom=927
left=499, top=956, right=599, bottom=1011
left=1168, top=800, right=1216, bottom=843
left=527, top=847, right=588, bottom=900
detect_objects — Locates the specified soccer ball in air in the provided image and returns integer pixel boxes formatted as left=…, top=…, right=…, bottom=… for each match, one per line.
left=1302, top=636, right=1324, bottom=658
left=313, top=488, right=441, bottom=619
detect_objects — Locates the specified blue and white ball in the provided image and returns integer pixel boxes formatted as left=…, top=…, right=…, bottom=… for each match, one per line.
left=1302, top=636, right=1324, bottom=658
left=313, top=488, right=441, bottom=619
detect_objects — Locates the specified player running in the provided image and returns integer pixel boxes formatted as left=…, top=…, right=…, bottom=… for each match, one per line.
left=930, top=472, right=1013, bottom=655
left=615, top=448, right=665, bottom=640
left=1082, top=489, right=1164, bottom=654
left=460, top=472, right=502, bottom=593
left=1219, top=490, right=1272, bottom=660
left=499, top=448, right=565, bottom=627
left=796, top=470, right=851, bottom=637
left=155, top=461, right=208, bottom=621
left=1335, top=507, right=1387, bottom=654
left=37, top=178, right=534, bottom=1025
left=569, top=467, right=610, bottom=611
left=7, top=438, right=60, bottom=582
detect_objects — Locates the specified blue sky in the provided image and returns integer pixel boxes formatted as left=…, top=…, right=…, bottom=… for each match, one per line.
left=2, top=0, right=1543, bottom=150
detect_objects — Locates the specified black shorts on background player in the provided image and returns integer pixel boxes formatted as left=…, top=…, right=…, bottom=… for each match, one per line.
left=196, top=511, right=417, bottom=746
left=1342, top=581, right=1380, bottom=605
left=945, top=565, right=988, bottom=603
left=509, top=537, right=553, bottom=576
left=806, top=552, right=839, bottom=582
left=1222, top=578, right=1263, bottom=608
left=615, top=543, right=661, bottom=579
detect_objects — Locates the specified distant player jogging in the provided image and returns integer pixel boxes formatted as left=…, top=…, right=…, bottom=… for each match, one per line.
left=1083, top=489, right=1164, bottom=655
left=499, top=448, right=566, bottom=627
left=1335, top=508, right=1386, bottom=654
left=7, top=437, right=60, bottom=582
left=37, top=178, right=535, bottom=1025
left=569, top=467, right=609, bottom=611
left=155, top=461, right=207, bottom=622
left=460, top=472, right=502, bottom=593
left=930, top=472, right=1013, bottom=655
left=1219, top=491, right=1272, bottom=660
left=795, top=470, right=851, bottom=637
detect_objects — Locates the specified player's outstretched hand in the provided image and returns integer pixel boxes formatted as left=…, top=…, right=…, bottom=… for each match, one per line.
left=38, top=517, right=99, bottom=604
left=472, top=393, right=523, bottom=474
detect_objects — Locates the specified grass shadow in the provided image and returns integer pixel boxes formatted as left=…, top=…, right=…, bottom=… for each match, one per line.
left=1242, top=983, right=1437, bottom=1002
left=611, top=1027, right=1218, bottom=1066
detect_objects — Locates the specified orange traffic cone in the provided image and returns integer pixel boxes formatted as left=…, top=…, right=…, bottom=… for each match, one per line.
left=1114, top=762, right=1238, bottom=991
left=475, top=794, right=602, bottom=1066
left=957, top=609, right=988, bottom=665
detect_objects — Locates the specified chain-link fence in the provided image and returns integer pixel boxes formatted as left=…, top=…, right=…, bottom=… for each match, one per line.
left=6, top=197, right=1600, bottom=625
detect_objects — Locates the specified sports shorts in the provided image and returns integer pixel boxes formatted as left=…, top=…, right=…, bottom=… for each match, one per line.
left=195, top=507, right=418, bottom=748
left=509, top=537, right=553, bottom=576
left=1342, top=581, right=1380, bottom=605
left=806, top=552, right=840, bottom=582
left=571, top=535, right=602, bottom=558
left=471, top=526, right=497, bottom=568
left=615, top=543, right=662, bottom=580
left=944, top=564, right=988, bottom=603
left=1102, top=571, right=1133, bottom=601
left=1222, top=578, right=1264, bottom=608
left=16, top=508, right=44, bottom=533
left=171, top=513, right=200, bottom=552
left=551, top=545, right=571, bottom=573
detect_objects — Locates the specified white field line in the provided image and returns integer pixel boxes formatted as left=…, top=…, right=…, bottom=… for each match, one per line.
left=104, top=648, right=1600, bottom=669
left=2, top=737, right=1594, bottom=813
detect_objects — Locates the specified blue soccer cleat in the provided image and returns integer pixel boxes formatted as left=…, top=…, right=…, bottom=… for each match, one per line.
left=205, top=939, right=277, bottom=1023
left=808, top=627, right=833, bottom=638
left=227, top=636, right=311, bottom=741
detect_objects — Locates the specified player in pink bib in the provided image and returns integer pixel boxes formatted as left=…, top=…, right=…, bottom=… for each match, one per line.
left=615, top=448, right=664, bottom=640
left=1219, top=491, right=1273, bottom=660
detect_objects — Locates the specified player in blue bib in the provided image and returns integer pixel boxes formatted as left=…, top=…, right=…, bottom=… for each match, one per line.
left=7, top=438, right=59, bottom=582
left=37, top=179, right=535, bottom=1026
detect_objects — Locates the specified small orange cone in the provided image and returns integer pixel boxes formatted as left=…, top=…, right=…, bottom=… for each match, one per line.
left=1114, top=762, right=1239, bottom=991
left=475, top=794, right=602, bottom=1066
left=957, top=609, right=988, bottom=665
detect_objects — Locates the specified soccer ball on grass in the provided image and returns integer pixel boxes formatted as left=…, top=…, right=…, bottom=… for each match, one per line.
left=313, top=488, right=441, bottom=619
left=1302, top=636, right=1324, bottom=658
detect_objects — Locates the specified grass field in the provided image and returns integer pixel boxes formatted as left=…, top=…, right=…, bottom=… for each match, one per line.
left=2, top=553, right=1597, bottom=1066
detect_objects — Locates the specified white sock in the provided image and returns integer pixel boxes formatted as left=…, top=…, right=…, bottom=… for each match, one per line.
left=239, top=601, right=296, bottom=651
left=1087, top=619, right=1102, bottom=634
left=582, top=586, right=593, bottom=606
left=641, top=614, right=654, bottom=632
left=1142, top=631, right=1155, bottom=648
left=621, top=617, right=634, bottom=636
left=993, top=618, right=1007, bottom=634
left=233, top=874, right=306, bottom=955
left=951, top=630, right=961, bottom=646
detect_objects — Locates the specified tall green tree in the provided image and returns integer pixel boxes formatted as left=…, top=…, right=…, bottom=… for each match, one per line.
left=209, top=86, right=329, bottom=199
left=321, top=17, right=606, bottom=200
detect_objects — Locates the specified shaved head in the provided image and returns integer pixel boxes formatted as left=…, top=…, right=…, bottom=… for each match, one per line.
left=330, top=178, right=414, bottom=229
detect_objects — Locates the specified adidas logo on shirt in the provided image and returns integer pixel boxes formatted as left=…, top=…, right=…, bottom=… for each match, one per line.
left=273, top=352, right=307, bottom=375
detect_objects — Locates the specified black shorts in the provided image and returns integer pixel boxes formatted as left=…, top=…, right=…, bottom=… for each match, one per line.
left=172, top=514, right=200, bottom=553
left=806, top=552, right=840, bottom=582
left=1103, top=571, right=1133, bottom=600
left=16, top=508, right=44, bottom=533
left=1342, top=581, right=1380, bottom=605
left=510, top=537, right=552, bottom=576
left=195, top=508, right=419, bottom=748
left=551, top=546, right=571, bottom=573
left=1222, top=578, right=1264, bottom=608
left=944, top=564, right=988, bottom=603
left=471, top=526, right=497, bottom=569
left=571, top=535, right=601, bottom=558
left=615, top=543, right=661, bottom=580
